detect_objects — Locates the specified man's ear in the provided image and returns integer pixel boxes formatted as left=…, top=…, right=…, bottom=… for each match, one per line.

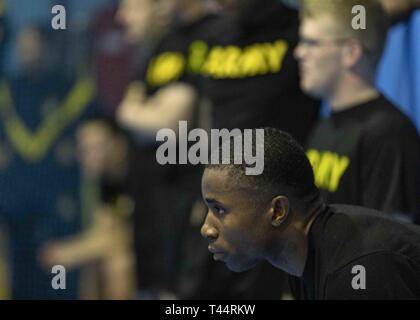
left=342, top=38, right=364, bottom=68
left=270, top=196, right=290, bottom=227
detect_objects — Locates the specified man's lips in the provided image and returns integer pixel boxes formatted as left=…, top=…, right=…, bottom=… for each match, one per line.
left=208, top=245, right=227, bottom=261
left=213, top=253, right=226, bottom=261
left=208, top=245, right=222, bottom=254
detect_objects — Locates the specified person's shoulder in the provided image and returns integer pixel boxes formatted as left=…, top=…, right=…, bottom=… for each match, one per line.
left=329, top=204, right=412, bottom=226
left=330, top=203, right=386, bottom=216
left=194, top=13, right=224, bottom=31
left=192, top=14, right=229, bottom=45
left=363, top=96, right=418, bottom=138
left=318, top=205, right=384, bottom=241
left=322, top=205, right=420, bottom=280
left=265, top=2, right=298, bottom=26
left=357, top=96, right=419, bottom=150
left=329, top=204, right=420, bottom=246
left=160, top=14, right=226, bottom=49
left=262, top=3, right=299, bottom=38
left=196, top=14, right=236, bottom=45
left=325, top=250, right=420, bottom=299
left=309, top=116, right=334, bottom=134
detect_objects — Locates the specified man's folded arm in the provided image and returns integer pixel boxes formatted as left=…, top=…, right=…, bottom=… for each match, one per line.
left=117, top=82, right=197, bottom=137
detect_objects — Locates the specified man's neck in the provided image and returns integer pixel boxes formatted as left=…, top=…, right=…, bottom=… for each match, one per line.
left=328, top=76, right=379, bottom=112
left=301, top=199, right=326, bottom=236
left=267, top=230, right=307, bottom=277
left=267, top=200, right=326, bottom=277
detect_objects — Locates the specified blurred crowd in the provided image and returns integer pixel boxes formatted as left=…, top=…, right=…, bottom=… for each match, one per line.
left=0, top=0, right=419, bottom=299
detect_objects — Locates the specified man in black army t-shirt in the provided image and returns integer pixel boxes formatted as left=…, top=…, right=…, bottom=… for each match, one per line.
left=201, top=0, right=319, bottom=143
left=116, top=0, right=219, bottom=298
left=201, top=128, right=420, bottom=300
left=294, top=0, right=420, bottom=222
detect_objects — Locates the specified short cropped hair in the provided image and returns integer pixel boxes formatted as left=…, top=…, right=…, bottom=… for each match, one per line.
left=301, top=0, right=389, bottom=66
left=206, top=128, right=319, bottom=202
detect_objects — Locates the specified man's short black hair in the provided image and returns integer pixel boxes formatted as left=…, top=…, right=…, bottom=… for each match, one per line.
left=206, top=128, right=319, bottom=202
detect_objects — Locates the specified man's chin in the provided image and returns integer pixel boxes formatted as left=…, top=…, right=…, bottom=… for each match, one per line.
left=225, top=259, right=257, bottom=273
left=302, top=85, right=323, bottom=100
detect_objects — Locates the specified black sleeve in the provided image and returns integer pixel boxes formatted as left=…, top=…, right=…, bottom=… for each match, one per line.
left=360, top=130, right=420, bottom=220
left=324, top=252, right=420, bottom=300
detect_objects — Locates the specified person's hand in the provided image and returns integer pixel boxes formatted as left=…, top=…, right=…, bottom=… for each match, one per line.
left=116, top=82, right=146, bottom=129
left=116, top=101, right=140, bottom=128
left=38, top=241, right=76, bottom=270
left=124, top=81, right=147, bottom=102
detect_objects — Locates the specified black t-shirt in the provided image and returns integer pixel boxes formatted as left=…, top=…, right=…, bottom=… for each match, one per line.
left=200, top=2, right=319, bottom=144
left=139, top=14, right=219, bottom=96
left=132, top=13, right=220, bottom=180
left=289, top=204, right=420, bottom=300
left=306, top=95, right=420, bottom=221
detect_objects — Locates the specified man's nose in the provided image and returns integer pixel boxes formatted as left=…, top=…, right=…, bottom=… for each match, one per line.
left=294, top=42, right=305, bottom=60
left=200, top=213, right=218, bottom=241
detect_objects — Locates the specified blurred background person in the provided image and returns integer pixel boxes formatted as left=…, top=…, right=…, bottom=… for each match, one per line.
left=0, top=24, right=96, bottom=299
left=295, top=0, right=420, bottom=222
left=40, top=119, right=135, bottom=300
left=116, top=0, right=219, bottom=299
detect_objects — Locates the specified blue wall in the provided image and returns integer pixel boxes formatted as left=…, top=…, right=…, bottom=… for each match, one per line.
left=377, top=10, right=420, bottom=133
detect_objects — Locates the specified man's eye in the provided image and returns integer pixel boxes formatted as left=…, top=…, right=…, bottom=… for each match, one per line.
left=214, top=206, right=226, bottom=216
left=299, top=38, right=319, bottom=47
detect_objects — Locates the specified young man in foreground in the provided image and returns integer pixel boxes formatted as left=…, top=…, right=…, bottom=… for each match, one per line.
left=201, top=128, right=420, bottom=299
